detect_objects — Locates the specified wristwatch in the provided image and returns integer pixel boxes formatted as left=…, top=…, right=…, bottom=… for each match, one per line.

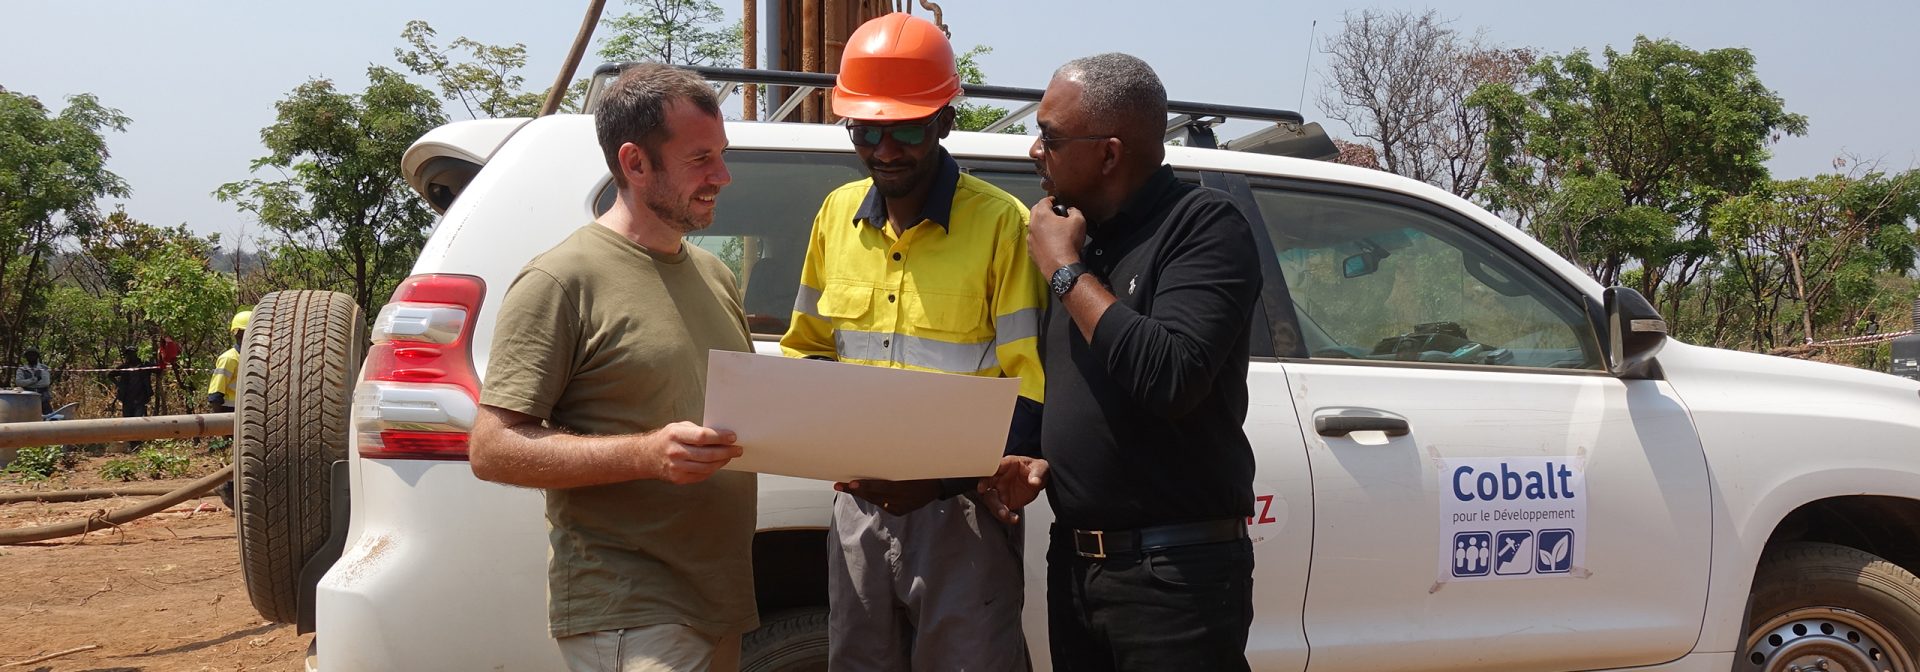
left=1049, top=263, right=1091, bottom=298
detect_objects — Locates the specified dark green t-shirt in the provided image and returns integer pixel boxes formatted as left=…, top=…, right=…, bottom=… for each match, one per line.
left=480, top=223, right=758, bottom=638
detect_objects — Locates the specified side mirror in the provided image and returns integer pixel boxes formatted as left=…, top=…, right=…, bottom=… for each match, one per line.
left=1603, top=286, right=1667, bottom=378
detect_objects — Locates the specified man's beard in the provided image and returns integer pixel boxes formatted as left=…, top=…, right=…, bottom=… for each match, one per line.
left=866, top=155, right=935, bottom=199
left=644, top=181, right=715, bottom=233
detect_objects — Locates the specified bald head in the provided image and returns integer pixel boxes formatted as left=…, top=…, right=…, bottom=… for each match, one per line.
left=1052, top=53, right=1167, bottom=163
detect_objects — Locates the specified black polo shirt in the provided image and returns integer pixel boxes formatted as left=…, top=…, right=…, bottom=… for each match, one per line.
left=1039, top=165, right=1262, bottom=531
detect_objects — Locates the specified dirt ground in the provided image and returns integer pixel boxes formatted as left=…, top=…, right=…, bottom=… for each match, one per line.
left=0, top=456, right=311, bottom=671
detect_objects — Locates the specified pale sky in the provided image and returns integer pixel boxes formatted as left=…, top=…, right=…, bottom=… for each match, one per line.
left=5, top=0, right=1916, bottom=248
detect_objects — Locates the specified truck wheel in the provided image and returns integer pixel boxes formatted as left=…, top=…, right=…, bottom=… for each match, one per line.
left=1745, top=542, right=1920, bottom=672
left=234, top=290, right=364, bottom=624
left=741, top=607, right=828, bottom=672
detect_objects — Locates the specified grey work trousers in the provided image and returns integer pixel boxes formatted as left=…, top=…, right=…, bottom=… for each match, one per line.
left=827, top=491, right=1028, bottom=672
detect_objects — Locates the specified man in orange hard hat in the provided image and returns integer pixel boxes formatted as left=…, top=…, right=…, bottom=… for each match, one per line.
left=782, top=11, right=1045, bottom=671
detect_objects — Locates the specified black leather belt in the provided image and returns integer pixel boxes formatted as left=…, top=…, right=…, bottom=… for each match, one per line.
left=1069, top=519, right=1248, bottom=559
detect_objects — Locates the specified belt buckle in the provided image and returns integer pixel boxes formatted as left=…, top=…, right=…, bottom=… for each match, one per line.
left=1077, top=529, right=1107, bottom=559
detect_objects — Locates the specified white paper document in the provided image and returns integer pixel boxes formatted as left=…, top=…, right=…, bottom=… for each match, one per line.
left=703, top=350, right=1020, bottom=482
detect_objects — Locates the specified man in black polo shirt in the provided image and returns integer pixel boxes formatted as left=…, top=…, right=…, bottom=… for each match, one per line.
left=980, top=52, right=1262, bottom=670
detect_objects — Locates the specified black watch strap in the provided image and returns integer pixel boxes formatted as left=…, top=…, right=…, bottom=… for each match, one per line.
left=1052, top=262, right=1091, bottom=297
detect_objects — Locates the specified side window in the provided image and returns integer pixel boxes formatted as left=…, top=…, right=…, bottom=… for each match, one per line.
left=596, top=150, right=865, bottom=336
left=964, top=166, right=1201, bottom=216
left=966, top=169, right=1047, bottom=209
left=1254, top=187, right=1602, bottom=371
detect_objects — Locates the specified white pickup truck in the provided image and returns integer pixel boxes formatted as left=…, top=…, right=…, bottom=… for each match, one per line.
left=228, top=66, right=1920, bottom=672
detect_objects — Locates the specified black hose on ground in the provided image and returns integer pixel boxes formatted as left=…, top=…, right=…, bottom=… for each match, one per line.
left=0, top=466, right=232, bottom=545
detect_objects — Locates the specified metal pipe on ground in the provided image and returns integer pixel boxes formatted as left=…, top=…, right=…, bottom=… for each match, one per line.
left=0, top=486, right=176, bottom=505
left=0, top=465, right=232, bottom=545
left=0, top=413, right=234, bottom=450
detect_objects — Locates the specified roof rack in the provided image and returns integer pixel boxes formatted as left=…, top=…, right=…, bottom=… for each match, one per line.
left=585, top=63, right=1337, bottom=160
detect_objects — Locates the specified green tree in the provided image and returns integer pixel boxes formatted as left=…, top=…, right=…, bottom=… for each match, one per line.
left=599, top=0, right=742, bottom=67
left=75, top=210, right=209, bottom=304
left=0, top=88, right=130, bottom=358
left=1472, top=37, right=1808, bottom=312
left=37, top=283, right=117, bottom=374
left=123, top=233, right=239, bottom=400
left=1709, top=169, right=1920, bottom=349
left=216, top=67, right=447, bottom=320
left=395, top=20, right=545, bottom=119
left=74, top=211, right=230, bottom=335
left=953, top=46, right=1026, bottom=134
left=81, top=212, right=235, bottom=412
left=242, top=243, right=335, bottom=305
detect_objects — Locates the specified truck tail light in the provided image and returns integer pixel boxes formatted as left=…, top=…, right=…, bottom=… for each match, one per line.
left=355, top=274, right=485, bottom=460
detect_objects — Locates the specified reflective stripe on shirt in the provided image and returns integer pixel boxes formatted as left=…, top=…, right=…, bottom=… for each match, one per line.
left=833, top=328, right=997, bottom=373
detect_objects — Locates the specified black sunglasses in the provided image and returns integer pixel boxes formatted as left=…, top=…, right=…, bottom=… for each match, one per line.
left=1037, top=133, right=1114, bottom=151
left=848, top=118, right=939, bottom=147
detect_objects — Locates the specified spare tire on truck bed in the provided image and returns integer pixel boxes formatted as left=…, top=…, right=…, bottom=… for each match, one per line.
left=234, top=290, right=364, bottom=624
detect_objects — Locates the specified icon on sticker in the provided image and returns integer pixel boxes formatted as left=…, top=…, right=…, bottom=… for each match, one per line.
left=1536, top=529, right=1574, bottom=574
left=1494, top=530, right=1534, bottom=575
left=1451, top=531, right=1492, bottom=577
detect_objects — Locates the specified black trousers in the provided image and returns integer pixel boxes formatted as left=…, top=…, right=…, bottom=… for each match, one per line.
left=1046, top=528, right=1254, bottom=672
left=121, top=400, right=149, bottom=448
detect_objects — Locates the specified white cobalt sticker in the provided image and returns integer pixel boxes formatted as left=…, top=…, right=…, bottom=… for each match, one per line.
left=1437, top=457, right=1586, bottom=582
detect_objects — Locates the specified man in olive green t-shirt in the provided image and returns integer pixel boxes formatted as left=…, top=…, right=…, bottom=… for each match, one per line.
left=470, top=64, right=755, bottom=672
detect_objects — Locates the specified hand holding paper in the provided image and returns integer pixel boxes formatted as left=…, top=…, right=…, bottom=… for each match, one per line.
left=644, top=421, right=742, bottom=485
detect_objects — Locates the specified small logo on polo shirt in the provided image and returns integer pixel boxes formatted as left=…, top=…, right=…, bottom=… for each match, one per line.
left=1128, top=276, right=1138, bottom=295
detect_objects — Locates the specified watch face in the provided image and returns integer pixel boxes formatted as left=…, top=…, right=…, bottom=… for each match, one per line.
left=1050, top=266, right=1078, bottom=296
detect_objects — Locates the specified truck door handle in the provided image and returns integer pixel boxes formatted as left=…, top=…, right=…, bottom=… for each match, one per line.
left=1315, top=416, right=1410, bottom=437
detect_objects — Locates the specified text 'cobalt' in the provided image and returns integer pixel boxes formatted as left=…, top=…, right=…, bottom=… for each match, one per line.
left=1452, top=462, right=1577, bottom=502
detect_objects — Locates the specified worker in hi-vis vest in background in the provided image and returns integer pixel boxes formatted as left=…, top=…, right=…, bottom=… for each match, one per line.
left=207, top=310, right=249, bottom=413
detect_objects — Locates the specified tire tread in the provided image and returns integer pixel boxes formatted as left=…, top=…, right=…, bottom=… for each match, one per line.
left=740, top=607, right=829, bottom=672
left=236, top=290, right=362, bottom=624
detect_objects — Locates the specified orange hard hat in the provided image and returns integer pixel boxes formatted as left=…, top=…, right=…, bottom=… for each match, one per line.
left=832, top=12, right=961, bottom=121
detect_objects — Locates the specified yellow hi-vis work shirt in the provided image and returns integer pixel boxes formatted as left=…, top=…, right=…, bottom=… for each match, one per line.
left=208, top=348, right=240, bottom=401
left=781, top=151, right=1047, bottom=405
